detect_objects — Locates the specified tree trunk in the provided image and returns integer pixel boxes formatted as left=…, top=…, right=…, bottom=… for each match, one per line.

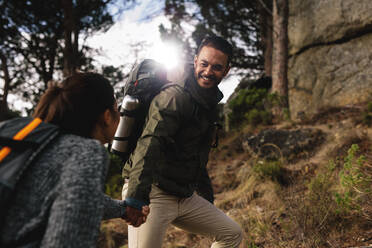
left=272, top=0, right=288, bottom=109
left=0, top=52, right=10, bottom=114
left=264, top=16, right=273, bottom=77
left=62, top=0, right=76, bottom=77
left=258, top=0, right=273, bottom=77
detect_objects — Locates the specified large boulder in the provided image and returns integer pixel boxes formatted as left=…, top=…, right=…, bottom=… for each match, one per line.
left=288, top=0, right=372, bottom=120
left=288, top=33, right=372, bottom=120
left=288, top=0, right=372, bottom=55
left=242, top=128, right=325, bottom=163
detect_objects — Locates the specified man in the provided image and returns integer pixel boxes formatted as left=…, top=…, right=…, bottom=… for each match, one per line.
left=122, top=36, right=243, bottom=247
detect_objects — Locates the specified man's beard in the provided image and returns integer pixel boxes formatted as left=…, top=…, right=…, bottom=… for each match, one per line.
left=196, top=72, right=219, bottom=86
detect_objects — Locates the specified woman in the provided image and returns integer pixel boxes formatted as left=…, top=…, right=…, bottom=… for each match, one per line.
left=0, top=73, right=148, bottom=247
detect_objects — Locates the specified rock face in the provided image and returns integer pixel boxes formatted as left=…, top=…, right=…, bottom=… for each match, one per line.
left=242, top=128, right=325, bottom=163
left=288, top=0, right=372, bottom=120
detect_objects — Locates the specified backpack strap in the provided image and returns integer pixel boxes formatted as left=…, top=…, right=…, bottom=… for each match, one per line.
left=0, top=118, right=42, bottom=163
left=127, top=61, right=144, bottom=85
left=159, top=82, right=179, bottom=91
left=0, top=117, right=60, bottom=189
left=0, top=137, right=38, bottom=150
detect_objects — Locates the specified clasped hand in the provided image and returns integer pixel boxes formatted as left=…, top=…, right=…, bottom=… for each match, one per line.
left=122, top=205, right=150, bottom=227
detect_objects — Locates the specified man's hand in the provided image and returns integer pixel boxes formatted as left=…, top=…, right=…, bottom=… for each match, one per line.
left=123, top=205, right=150, bottom=227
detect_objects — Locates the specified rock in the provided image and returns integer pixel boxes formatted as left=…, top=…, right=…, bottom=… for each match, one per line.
left=242, top=128, right=325, bottom=162
left=288, top=33, right=372, bottom=121
left=288, top=0, right=372, bottom=55
left=287, top=0, right=372, bottom=121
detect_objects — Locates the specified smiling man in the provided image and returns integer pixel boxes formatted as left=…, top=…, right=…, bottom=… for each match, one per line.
left=122, top=36, right=243, bottom=248
left=194, top=41, right=230, bottom=89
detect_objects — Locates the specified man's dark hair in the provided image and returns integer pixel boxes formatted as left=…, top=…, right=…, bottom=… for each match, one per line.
left=196, top=35, right=233, bottom=65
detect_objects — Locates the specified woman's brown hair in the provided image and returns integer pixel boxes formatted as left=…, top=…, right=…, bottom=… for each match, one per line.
left=33, top=72, right=116, bottom=138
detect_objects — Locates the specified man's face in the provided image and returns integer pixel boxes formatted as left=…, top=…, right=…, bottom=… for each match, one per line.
left=194, top=46, right=230, bottom=89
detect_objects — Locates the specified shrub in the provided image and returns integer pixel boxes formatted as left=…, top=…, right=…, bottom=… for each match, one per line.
left=228, top=88, right=274, bottom=128
left=287, top=144, right=371, bottom=247
left=362, top=112, right=372, bottom=126
left=253, top=159, right=286, bottom=184
left=367, top=101, right=372, bottom=113
left=287, top=169, right=338, bottom=247
left=362, top=101, right=372, bottom=126
left=245, top=109, right=272, bottom=126
left=335, top=144, right=371, bottom=215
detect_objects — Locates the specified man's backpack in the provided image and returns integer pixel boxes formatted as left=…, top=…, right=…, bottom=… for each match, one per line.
left=111, top=59, right=174, bottom=161
left=0, top=117, right=60, bottom=224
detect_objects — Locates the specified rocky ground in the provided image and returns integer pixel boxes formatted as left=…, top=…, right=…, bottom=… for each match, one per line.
left=98, top=104, right=372, bottom=248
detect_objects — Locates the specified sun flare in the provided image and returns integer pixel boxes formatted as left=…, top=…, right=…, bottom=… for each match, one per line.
left=149, top=42, right=181, bottom=70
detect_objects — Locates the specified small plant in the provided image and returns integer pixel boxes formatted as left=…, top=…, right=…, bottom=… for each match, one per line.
left=286, top=170, right=338, bottom=247
left=367, top=101, right=372, bottom=112
left=335, top=144, right=371, bottom=214
left=253, top=159, right=286, bottom=184
left=362, top=101, right=372, bottom=126
left=247, top=242, right=259, bottom=248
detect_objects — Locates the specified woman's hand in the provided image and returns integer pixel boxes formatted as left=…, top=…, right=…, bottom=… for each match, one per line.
left=123, top=205, right=150, bottom=227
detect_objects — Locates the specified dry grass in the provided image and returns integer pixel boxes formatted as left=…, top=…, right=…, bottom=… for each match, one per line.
left=99, top=105, right=372, bottom=248
left=98, top=219, right=128, bottom=248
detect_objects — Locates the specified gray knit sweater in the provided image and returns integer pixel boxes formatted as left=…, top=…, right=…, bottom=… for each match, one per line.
left=0, top=134, right=126, bottom=248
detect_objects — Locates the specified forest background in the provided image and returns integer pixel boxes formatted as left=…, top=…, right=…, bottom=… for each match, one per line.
left=0, top=0, right=287, bottom=119
left=2, top=1, right=372, bottom=247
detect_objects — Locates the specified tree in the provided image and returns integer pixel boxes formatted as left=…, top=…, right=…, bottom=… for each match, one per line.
left=0, top=2, right=30, bottom=117
left=164, top=0, right=274, bottom=77
left=164, top=0, right=291, bottom=120
left=258, top=0, right=273, bottom=77
left=0, top=49, right=25, bottom=120
left=0, top=51, right=10, bottom=116
left=271, top=0, right=288, bottom=108
left=61, top=0, right=77, bottom=77
left=0, top=0, right=133, bottom=112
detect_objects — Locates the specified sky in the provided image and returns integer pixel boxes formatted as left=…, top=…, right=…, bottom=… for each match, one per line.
left=87, top=0, right=240, bottom=103
left=4, top=0, right=241, bottom=112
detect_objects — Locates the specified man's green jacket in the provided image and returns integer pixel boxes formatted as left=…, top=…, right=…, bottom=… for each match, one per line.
left=123, top=69, right=223, bottom=207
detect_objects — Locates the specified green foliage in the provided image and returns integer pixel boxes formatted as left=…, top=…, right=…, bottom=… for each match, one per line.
left=105, top=153, right=124, bottom=199
left=295, top=171, right=337, bottom=246
left=335, top=144, right=371, bottom=213
left=307, top=173, right=334, bottom=204
left=362, top=101, right=372, bottom=126
left=282, top=107, right=291, bottom=121
left=286, top=164, right=338, bottom=246
left=367, top=101, right=372, bottom=112
left=246, top=242, right=259, bottom=248
left=228, top=88, right=275, bottom=128
left=164, top=0, right=267, bottom=72
left=290, top=144, right=371, bottom=245
left=253, top=159, right=285, bottom=183
left=301, top=144, right=371, bottom=219
left=1, top=0, right=131, bottom=111
left=363, top=112, right=372, bottom=126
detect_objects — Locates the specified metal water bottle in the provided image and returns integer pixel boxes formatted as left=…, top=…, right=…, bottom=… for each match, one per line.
left=111, top=95, right=140, bottom=160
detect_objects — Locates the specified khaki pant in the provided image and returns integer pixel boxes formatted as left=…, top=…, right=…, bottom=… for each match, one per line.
left=122, top=183, right=242, bottom=248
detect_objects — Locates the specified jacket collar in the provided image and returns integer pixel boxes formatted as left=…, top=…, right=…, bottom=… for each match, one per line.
left=180, top=67, right=223, bottom=110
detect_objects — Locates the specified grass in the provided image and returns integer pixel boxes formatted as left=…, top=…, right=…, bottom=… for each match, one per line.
left=215, top=139, right=371, bottom=248
left=100, top=105, right=372, bottom=247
